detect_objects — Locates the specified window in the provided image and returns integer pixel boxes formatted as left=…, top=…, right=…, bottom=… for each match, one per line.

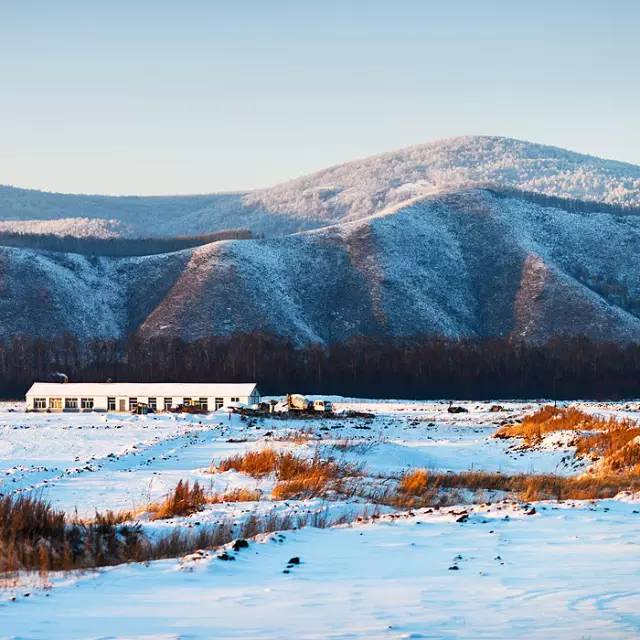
left=183, top=397, right=192, bottom=407
left=129, top=397, right=138, bottom=411
left=163, top=397, right=173, bottom=411
left=49, top=398, right=62, bottom=410
left=231, top=397, right=240, bottom=403
left=65, top=398, right=78, bottom=410
left=81, top=398, right=94, bottom=410
left=215, top=397, right=224, bottom=410
left=107, top=397, right=116, bottom=411
left=148, top=397, right=157, bottom=410
left=194, top=397, right=208, bottom=411
left=34, top=398, right=46, bottom=409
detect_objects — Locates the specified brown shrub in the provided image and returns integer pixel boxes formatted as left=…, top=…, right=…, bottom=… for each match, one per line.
left=398, top=469, right=430, bottom=495
left=214, top=448, right=360, bottom=500
left=0, top=493, right=147, bottom=574
left=0, top=490, right=354, bottom=578
left=373, top=467, right=640, bottom=508
left=497, top=406, right=639, bottom=452
left=272, top=473, right=331, bottom=500
left=216, top=449, right=279, bottom=477
left=149, top=480, right=206, bottom=520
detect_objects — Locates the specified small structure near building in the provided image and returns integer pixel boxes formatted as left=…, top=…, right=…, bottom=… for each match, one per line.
left=25, top=382, right=260, bottom=413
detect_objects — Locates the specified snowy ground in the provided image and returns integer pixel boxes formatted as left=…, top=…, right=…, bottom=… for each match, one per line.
left=1, top=399, right=640, bottom=639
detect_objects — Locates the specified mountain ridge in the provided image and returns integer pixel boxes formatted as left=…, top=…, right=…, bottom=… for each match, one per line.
left=1, top=136, right=640, bottom=239
left=0, top=184, right=637, bottom=345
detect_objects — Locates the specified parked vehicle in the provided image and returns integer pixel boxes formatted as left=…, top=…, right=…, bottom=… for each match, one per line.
left=287, top=393, right=311, bottom=412
left=313, top=399, right=333, bottom=413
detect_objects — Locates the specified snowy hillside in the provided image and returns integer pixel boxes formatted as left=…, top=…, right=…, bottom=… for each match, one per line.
left=1, top=188, right=639, bottom=344
left=1, top=136, right=639, bottom=238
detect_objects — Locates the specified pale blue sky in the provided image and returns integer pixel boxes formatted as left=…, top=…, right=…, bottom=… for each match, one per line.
left=1, top=0, right=638, bottom=195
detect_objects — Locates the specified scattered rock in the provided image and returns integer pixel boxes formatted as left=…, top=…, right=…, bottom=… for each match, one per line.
left=232, top=539, right=249, bottom=551
left=447, top=405, right=468, bottom=414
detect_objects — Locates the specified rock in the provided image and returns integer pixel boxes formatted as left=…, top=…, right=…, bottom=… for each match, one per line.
left=288, top=556, right=300, bottom=565
left=232, top=539, right=249, bottom=551
left=217, top=552, right=235, bottom=561
left=489, top=405, right=504, bottom=412
left=525, top=507, right=537, bottom=515
left=455, top=514, right=469, bottom=523
left=447, top=406, right=468, bottom=414
left=448, top=565, right=459, bottom=571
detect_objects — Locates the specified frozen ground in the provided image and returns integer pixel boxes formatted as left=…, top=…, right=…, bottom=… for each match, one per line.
left=1, top=399, right=640, bottom=639
left=0, top=400, right=579, bottom=515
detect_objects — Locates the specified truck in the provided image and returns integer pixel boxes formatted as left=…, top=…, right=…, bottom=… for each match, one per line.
left=287, top=393, right=311, bottom=412
left=312, top=399, right=334, bottom=414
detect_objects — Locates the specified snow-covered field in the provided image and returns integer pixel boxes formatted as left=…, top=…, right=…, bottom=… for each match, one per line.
left=2, top=399, right=640, bottom=639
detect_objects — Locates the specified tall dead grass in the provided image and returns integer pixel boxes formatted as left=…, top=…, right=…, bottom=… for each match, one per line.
left=213, top=448, right=360, bottom=500
left=379, top=467, right=640, bottom=507
left=496, top=406, right=640, bottom=473
left=147, top=481, right=262, bottom=520
left=0, top=493, right=147, bottom=576
left=0, top=491, right=342, bottom=578
left=495, top=405, right=628, bottom=444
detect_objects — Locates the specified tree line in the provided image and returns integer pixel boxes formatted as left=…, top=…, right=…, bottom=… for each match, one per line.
left=0, top=229, right=253, bottom=256
left=1, top=333, right=639, bottom=400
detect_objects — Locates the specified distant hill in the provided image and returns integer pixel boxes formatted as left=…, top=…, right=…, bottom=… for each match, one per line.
left=1, top=136, right=639, bottom=239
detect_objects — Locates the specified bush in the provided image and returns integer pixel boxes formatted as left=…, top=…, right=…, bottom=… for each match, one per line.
left=214, top=448, right=360, bottom=500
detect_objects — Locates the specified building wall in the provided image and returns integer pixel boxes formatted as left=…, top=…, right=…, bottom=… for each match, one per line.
left=26, top=391, right=256, bottom=412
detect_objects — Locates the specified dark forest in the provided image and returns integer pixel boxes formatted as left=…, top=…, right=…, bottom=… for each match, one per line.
left=1, top=333, right=639, bottom=400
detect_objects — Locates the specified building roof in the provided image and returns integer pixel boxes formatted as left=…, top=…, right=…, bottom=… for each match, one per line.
left=26, top=382, right=259, bottom=397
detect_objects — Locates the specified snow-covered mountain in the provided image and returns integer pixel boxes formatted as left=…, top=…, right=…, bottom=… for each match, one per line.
left=1, top=136, right=639, bottom=238
left=0, top=185, right=638, bottom=344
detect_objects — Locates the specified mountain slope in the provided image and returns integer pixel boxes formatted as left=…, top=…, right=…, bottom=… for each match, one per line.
left=1, top=136, right=639, bottom=238
left=1, top=188, right=638, bottom=344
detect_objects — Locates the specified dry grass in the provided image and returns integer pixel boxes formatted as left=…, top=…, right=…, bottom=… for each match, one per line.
left=270, top=429, right=318, bottom=444
left=575, top=428, right=640, bottom=473
left=213, top=448, right=360, bottom=500
left=0, top=489, right=346, bottom=578
left=207, top=488, right=262, bottom=503
left=496, top=406, right=640, bottom=474
left=379, top=467, right=640, bottom=507
left=0, top=493, right=147, bottom=576
left=147, top=482, right=263, bottom=520
left=495, top=405, right=627, bottom=444
left=216, top=449, right=280, bottom=477
left=148, top=480, right=207, bottom=520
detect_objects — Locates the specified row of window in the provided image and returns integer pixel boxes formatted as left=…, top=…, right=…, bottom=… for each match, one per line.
left=33, top=398, right=94, bottom=410
left=33, top=396, right=241, bottom=410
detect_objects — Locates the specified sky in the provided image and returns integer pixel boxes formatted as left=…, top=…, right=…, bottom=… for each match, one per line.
left=1, top=0, right=639, bottom=195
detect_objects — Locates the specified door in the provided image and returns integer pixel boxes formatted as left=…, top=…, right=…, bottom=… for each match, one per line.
left=119, top=399, right=126, bottom=412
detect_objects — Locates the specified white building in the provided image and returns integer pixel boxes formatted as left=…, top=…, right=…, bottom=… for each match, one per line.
left=25, top=382, right=261, bottom=413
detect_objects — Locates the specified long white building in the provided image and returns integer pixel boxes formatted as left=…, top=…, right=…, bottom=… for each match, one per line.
left=25, top=382, right=261, bottom=412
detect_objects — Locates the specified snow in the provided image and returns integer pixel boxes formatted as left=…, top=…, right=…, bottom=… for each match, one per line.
left=26, top=381, right=258, bottom=400
left=3, top=500, right=640, bottom=639
left=2, top=183, right=640, bottom=344
left=2, top=399, right=640, bottom=638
